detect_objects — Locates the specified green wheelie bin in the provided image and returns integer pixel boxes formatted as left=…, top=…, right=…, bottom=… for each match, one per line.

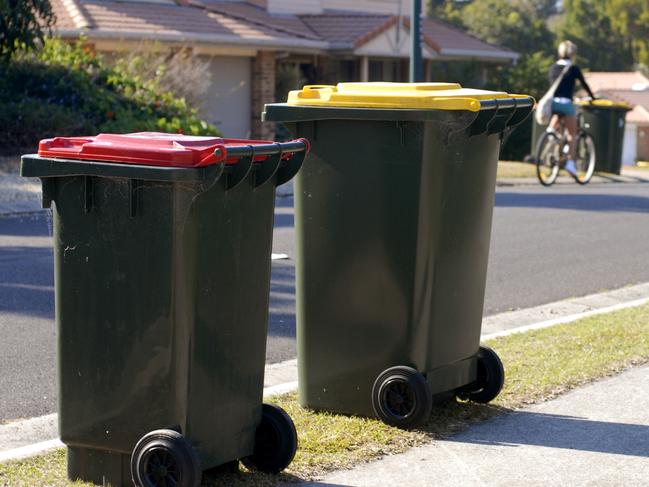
left=21, top=132, right=308, bottom=487
left=577, top=99, right=632, bottom=174
left=264, top=82, right=533, bottom=428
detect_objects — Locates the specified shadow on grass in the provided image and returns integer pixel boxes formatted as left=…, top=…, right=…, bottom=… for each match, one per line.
left=201, top=400, right=511, bottom=486
left=202, top=469, right=303, bottom=486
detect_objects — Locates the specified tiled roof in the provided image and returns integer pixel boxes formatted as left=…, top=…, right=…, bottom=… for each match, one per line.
left=584, top=72, right=649, bottom=93
left=49, top=0, right=514, bottom=60
left=299, top=13, right=395, bottom=49
left=50, top=0, right=323, bottom=45
left=50, top=0, right=88, bottom=29
left=422, top=18, right=514, bottom=56
left=194, top=0, right=321, bottom=41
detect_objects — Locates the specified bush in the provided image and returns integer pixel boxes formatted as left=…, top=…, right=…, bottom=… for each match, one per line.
left=0, top=38, right=219, bottom=153
left=110, top=44, right=213, bottom=111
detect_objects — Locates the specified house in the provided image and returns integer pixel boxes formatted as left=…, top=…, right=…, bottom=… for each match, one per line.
left=50, top=0, right=518, bottom=139
left=584, top=71, right=649, bottom=164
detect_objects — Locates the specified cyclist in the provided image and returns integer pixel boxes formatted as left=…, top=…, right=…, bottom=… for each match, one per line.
left=547, top=40, right=596, bottom=176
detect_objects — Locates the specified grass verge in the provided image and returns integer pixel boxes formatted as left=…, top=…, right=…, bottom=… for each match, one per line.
left=2, top=303, right=648, bottom=486
left=497, top=161, right=537, bottom=179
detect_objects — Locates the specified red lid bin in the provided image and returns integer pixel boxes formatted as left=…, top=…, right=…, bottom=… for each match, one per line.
left=38, top=132, right=309, bottom=168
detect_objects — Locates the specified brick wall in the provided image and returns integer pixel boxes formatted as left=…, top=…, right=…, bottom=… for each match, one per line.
left=637, top=126, right=649, bottom=162
left=251, top=50, right=276, bottom=140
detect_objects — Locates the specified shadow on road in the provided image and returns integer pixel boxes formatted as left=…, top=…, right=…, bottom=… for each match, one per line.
left=0, top=246, right=54, bottom=319
left=268, top=261, right=296, bottom=339
left=0, top=213, right=52, bottom=237
left=450, top=411, right=649, bottom=458
left=495, top=192, right=649, bottom=213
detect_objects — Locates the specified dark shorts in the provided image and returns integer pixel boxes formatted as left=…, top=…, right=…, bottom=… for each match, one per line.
left=551, top=97, right=576, bottom=117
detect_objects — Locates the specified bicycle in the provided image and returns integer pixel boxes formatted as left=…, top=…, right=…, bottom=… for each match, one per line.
left=535, top=110, right=596, bottom=186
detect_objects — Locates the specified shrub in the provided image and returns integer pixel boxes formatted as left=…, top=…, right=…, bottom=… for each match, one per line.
left=0, top=38, right=219, bottom=153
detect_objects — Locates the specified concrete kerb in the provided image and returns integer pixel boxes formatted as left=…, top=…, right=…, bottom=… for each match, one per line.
left=1, top=282, right=648, bottom=464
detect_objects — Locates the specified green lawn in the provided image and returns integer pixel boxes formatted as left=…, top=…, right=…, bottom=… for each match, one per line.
left=1, top=304, right=648, bottom=486
left=497, top=161, right=537, bottom=178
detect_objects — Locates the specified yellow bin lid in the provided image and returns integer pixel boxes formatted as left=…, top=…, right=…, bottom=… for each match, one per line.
left=286, top=82, right=527, bottom=112
left=576, top=99, right=632, bottom=109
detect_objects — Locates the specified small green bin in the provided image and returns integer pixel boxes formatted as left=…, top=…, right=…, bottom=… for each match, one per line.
left=21, top=132, right=308, bottom=486
left=264, top=82, right=533, bottom=428
left=577, top=100, right=632, bottom=174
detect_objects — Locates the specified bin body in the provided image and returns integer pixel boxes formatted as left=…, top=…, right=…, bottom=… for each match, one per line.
left=578, top=101, right=631, bottom=174
left=21, top=133, right=304, bottom=485
left=264, top=83, right=533, bottom=417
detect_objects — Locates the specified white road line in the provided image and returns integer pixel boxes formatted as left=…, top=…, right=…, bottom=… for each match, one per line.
left=0, top=439, right=63, bottom=463
left=482, top=296, right=649, bottom=341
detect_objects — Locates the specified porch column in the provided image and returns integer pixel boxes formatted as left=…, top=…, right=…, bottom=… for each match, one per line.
left=360, top=56, right=369, bottom=82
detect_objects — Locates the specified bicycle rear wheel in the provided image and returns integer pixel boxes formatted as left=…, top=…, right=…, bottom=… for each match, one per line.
left=574, top=131, right=596, bottom=184
left=536, top=131, right=561, bottom=186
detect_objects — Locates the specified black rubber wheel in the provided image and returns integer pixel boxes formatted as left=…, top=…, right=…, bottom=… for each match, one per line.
left=131, top=429, right=201, bottom=487
left=536, top=131, right=561, bottom=186
left=574, top=131, right=596, bottom=185
left=457, top=346, right=505, bottom=404
left=371, top=365, right=432, bottom=429
left=241, top=403, right=298, bottom=474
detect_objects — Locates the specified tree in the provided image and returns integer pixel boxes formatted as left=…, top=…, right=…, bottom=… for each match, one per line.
left=555, top=0, right=635, bottom=72
left=605, top=0, right=649, bottom=67
left=460, top=0, right=554, bottom=56
left=0, top=0, right=55, bottom=61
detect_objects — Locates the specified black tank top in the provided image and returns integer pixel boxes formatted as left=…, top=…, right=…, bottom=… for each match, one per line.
left=548, top=62, right=594, bottom=99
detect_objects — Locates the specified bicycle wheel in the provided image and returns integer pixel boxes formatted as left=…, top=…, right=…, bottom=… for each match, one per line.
left=574, top=131, right=596, bottom=185
left=535, top=131, right=561, bottom=186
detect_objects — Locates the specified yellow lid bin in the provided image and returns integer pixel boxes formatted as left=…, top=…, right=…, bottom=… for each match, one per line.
left=287, top=82, right=530, bottom=112
left=575, top=99, right=632, bottom=110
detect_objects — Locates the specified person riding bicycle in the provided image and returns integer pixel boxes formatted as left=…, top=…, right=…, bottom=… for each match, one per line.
left=548, top=40, right=595, bottom=176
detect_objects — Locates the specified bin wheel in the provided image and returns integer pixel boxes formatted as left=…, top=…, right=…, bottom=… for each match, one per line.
left=241, top=403, right=297, bottom=474
left=457, top=346, right=505, bottom=404
left=371, top=366, right=432, bottom=429
left=131, top=429, right=201, bottom=487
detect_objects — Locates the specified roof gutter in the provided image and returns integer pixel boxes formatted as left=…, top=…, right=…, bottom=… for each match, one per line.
left=439, top=48, right=519, bottom=62
left=55, top=28, right=328, bottom=52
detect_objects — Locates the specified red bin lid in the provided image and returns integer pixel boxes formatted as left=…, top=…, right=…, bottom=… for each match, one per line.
left=37, top=132, right=277, bottom=167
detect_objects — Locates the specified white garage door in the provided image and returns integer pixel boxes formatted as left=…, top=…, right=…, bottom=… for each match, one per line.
left=622, top=123, right=637, bottom=166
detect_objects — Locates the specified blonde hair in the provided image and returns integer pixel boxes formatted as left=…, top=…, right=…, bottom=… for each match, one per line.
left=558, top=40, right=577, bottom=59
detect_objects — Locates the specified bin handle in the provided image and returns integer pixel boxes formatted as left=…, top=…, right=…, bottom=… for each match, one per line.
left=214, top=139, right=309, bottom=189
left=254, top=143, right=283, bottom=187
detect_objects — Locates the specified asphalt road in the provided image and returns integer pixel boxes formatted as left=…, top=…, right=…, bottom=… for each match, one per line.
left=1, top=182, right=649, bottom=422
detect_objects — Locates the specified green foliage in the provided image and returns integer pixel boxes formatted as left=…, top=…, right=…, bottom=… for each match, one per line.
left=428, top=0, right=465, bottom=28
left=556, top=0, right=635, bottom=71
left=430, top=0, right=649, bottom=159
left=430, top=0, right=556, bottom=159
left=0, top=0, right=55, bottom=61
left=607, top=0, right=649, bottom=66
left=461, top=0, right=555, bottom=56
left=0, top=38, right=219, bottom=152
left=112, top=45, right=213, bottom=111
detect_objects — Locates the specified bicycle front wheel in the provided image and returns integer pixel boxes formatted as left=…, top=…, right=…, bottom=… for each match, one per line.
left=574, top=131, right=596, bottom=184
left=536, top=131, right=561, bottom=186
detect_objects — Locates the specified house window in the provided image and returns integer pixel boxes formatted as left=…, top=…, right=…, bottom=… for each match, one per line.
left=369, top=60, right=405, bottom=82
left=339, top=60, right=359, bottom=82
left=369, top=61, right=383, bottom=81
